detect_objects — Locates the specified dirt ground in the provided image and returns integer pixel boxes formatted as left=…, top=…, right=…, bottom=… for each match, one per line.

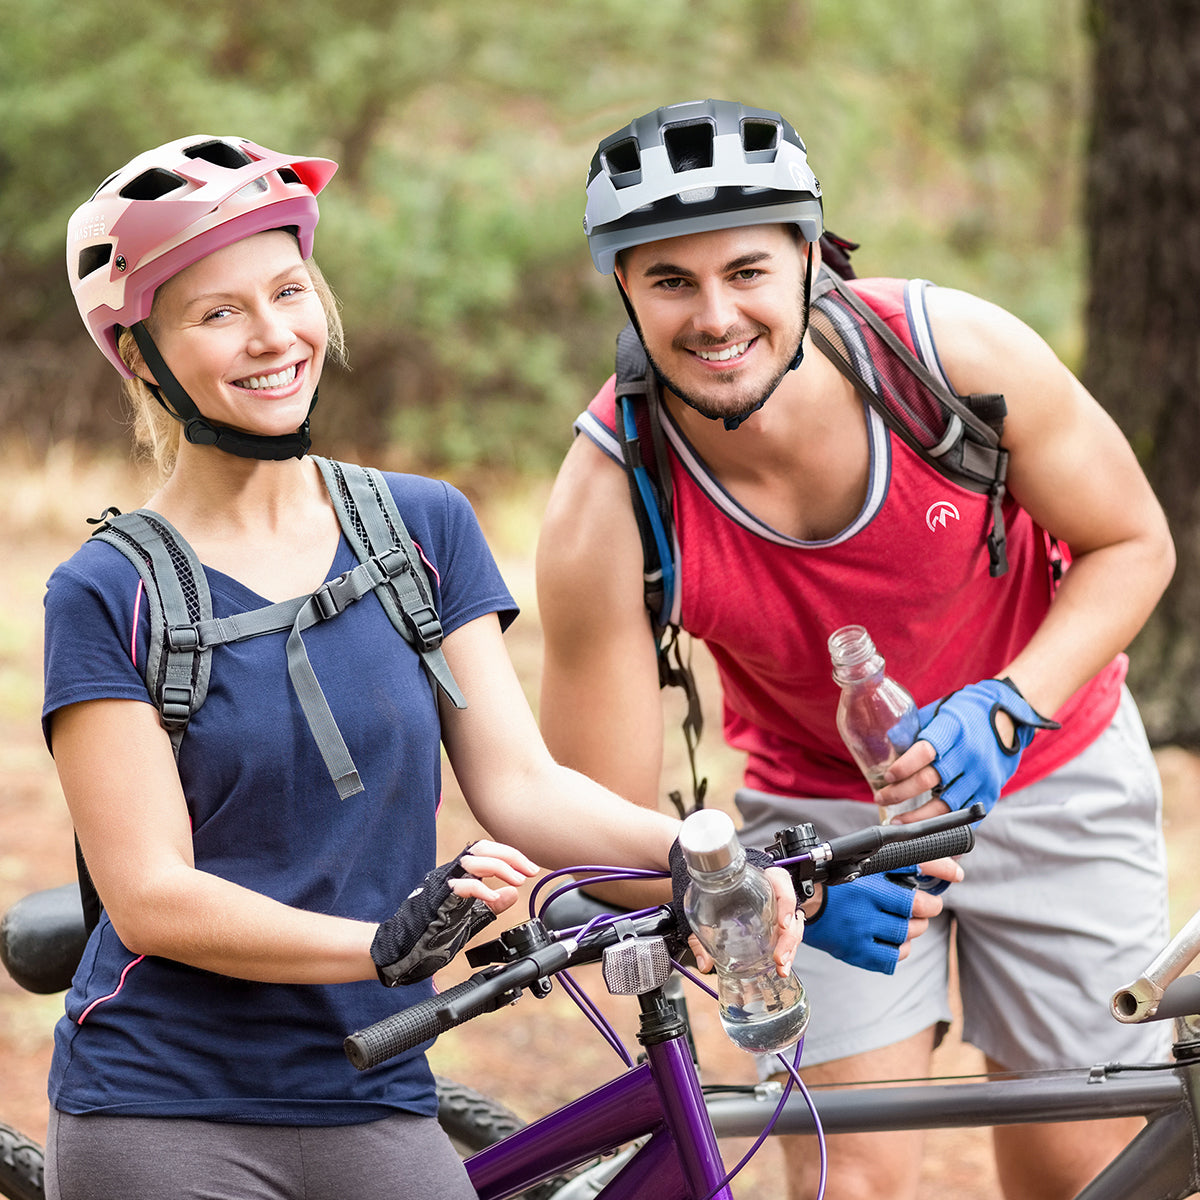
left=1, top=449, right=1198, bottom=1199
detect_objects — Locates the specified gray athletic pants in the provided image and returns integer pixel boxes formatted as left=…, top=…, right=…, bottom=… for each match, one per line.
left=45, top=1107, right=478, bottom=1200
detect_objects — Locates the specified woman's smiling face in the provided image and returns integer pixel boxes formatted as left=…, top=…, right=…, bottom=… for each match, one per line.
left=143, top=230, right=329, bottom=438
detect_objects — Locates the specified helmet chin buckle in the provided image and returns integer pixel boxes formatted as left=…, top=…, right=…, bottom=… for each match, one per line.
left=184, top=418, right=220, bottom=447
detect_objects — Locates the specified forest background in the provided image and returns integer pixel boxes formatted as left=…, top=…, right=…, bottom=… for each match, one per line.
left=2, top=2, right=1199, bottom=1197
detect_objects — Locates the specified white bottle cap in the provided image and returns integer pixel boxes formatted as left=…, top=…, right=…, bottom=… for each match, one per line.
left=679, top=809, right=743, bottom=874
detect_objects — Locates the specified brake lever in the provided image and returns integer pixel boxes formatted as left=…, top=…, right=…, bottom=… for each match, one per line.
left=770, top=803, right=985, bottom=898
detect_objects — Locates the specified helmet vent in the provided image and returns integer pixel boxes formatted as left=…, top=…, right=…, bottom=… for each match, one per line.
left=77, top=243, right=113, bottom=280
left=664, top=121, right=714, bottom=173
left=119, top=168, right=188, bottom=201
left=183, top=139, right=253, bottom=170
left=741, top=119, right=780, bottom=156
left=602, top=137, right=642, bottom=185
left=277, top=167, right=301, bottom=185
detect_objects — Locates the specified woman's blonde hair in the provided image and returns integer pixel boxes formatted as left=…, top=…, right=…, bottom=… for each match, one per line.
left=116, top=255, right=346, bottom=479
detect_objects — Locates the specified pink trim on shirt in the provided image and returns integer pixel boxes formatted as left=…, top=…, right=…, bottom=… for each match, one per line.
left=76, top=954, right=146, bottom=1024
left=131, top=579, right=145, bottom=664
left=413, top=539, right=440, bottom=586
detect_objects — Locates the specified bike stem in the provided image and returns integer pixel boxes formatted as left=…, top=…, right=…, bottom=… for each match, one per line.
left=639, top=990, right=734, bottom=1200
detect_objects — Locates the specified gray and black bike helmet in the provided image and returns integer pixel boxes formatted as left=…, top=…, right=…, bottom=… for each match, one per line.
left=583, top=99, right=824, bottom=274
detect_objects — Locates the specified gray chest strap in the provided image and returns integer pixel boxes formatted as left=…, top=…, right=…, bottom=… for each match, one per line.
left=91, top=459, right=465, bottom=801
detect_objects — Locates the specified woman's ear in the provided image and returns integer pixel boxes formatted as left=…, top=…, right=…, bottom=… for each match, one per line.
left=119, top=330, right=158, bottom=387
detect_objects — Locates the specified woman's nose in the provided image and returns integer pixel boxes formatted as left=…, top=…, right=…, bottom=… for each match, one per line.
left=247, top=307, right=294, bottom=355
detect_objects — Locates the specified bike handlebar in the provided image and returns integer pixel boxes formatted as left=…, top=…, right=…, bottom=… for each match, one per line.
left=1110, top=907, right=1200, bottom=1023
left=345, top=808, right=981, bottom=1071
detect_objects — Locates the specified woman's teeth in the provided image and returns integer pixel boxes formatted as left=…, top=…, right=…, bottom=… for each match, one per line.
left=235, top=364, right=298, bottom=390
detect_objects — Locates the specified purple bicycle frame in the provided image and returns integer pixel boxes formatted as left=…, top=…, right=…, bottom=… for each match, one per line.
left=464, top=1027, right=733, bottom=1200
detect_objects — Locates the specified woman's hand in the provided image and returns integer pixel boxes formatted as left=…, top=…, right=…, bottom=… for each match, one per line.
left=372, top=840, right=539, bottom=987
left=447, top=840, right=540, bottom=915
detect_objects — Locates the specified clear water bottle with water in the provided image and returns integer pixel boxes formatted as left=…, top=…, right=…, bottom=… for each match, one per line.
left=829, top=624, right=932, bottom=824
left=679, top=809, right=810, bottom=1053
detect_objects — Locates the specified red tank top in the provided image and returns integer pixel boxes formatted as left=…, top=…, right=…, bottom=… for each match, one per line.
left=576, top=278, right=1125, bottom=802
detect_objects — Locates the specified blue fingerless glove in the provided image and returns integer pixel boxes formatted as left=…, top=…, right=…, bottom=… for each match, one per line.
left=917, top=677, right=1059, bottom=815
left=801, top=872, right=917, bottom=975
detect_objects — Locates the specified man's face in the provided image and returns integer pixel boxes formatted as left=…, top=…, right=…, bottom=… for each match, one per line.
left=616, top=223, right=808, bottom=427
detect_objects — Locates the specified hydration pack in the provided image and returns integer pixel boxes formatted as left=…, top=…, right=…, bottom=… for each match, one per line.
left=614, top=234, right=1010, bottom=815
left=75, top=456, right=465, bottom=930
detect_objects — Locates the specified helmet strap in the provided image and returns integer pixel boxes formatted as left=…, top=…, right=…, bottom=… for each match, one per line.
left=130, top=323, right=315, bottom=461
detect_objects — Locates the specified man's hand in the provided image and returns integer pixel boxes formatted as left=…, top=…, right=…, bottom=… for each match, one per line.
left=877, top=678, right=1059, bottom=820
left=800, top=855, right=962, bottom=974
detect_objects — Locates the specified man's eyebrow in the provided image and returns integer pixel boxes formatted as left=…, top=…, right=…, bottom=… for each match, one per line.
left=640, top=251, right=774, bottom=279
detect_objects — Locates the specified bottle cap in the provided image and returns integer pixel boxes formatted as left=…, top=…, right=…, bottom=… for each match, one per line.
left=678, top=809, right=745, bottom=874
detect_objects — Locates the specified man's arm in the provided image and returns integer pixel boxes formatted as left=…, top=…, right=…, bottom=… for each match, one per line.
left=537, top=435, right=669, bottom=808
left=880, top=286, right=1175, bottom=808
left=535, top=435, right=672, bottom=906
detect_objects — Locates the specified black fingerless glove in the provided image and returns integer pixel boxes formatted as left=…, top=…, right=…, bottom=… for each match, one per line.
left=371, top=846, right=497, bottom=987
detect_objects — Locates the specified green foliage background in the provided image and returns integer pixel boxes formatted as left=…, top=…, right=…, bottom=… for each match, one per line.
left=0, top=0, right=1088, bottom=475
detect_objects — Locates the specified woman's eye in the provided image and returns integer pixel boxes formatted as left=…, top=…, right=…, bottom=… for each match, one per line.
left=203, top=306, right=234, bottom=322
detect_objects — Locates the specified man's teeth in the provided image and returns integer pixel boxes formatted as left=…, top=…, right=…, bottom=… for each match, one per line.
left=236, top=365, right=298, bottom=389
left=696, top=341, right=751, bottom=362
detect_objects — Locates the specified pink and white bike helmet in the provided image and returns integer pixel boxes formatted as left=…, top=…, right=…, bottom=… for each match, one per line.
left=67, top=134, right=337, bottom=378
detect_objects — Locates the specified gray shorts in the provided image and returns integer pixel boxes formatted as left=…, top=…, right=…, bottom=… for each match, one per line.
left=45, top=1107, right=477, bottom=1200
left=736, top=687, right=1171, bottom=1072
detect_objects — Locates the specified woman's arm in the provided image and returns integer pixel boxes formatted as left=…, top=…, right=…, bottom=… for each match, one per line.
left=438, top=611, right=802, bottom=972
left=51, top=698, right=529, bottom=984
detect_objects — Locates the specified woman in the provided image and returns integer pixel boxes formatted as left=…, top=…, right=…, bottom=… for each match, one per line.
left=47, top=134, right=800, bottom=1200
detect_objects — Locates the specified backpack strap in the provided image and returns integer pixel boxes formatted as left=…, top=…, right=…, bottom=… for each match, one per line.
left=90, top=509, right=215, bottom=755
left=614, top=325, right=706, bottom=817
left=89, top=463, right=464, bottom=805
left=615, top=323, right=677, bottom=630
left=808, top=270, right=1012, bottom=576
left=313, top=457, right=465, bottom=710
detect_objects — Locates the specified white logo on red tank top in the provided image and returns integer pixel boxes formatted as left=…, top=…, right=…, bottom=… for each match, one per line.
left=925, top=501, right=961, bottom=532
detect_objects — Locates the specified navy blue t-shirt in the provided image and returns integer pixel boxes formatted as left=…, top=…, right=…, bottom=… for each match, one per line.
left=42, top=470, right=516, bottom=1124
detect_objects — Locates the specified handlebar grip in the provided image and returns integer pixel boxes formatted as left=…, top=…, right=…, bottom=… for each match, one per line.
left=345, top=977, right=493, bottom=1071
left=1147, top=972, right=1200, bottom=1022
left=853, top=824, right=975, bottom=878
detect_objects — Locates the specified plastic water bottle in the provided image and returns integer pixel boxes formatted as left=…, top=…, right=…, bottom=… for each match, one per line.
left=679, top=809, right=809, bottom=1053
left=829, top=624, right=931, bottom=824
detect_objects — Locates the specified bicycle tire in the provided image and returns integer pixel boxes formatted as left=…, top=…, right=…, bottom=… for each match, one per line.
left=0, top=1124, right=44, bottom=1200
left=434, top=1077, right=579, bottom=1200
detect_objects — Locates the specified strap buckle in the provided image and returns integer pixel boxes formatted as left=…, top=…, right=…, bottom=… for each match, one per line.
left=161, top=684, right=194, bottom=727
left=167, top=624, right=200, bottom=652
left=312, top=569, right=360, bottom=621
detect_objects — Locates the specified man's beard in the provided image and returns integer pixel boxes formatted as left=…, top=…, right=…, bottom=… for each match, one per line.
left=648, top=344, right=798, bottom=427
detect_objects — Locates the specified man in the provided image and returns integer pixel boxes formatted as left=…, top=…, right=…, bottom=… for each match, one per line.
left=535, top=99, right=1174, bottom=1200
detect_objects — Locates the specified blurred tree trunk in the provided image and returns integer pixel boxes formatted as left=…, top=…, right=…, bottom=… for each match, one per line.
left=1081, top=0, right=1200, bottom=745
